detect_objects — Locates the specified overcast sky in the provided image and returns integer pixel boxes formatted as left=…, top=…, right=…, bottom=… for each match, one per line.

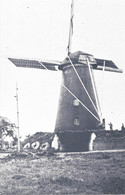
left=0, top=0, right=125, bottom=138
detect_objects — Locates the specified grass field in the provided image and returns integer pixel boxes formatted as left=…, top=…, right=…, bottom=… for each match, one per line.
left=0, top=150, right=125, bottom=194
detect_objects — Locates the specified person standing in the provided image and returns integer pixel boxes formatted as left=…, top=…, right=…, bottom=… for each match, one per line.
left=108, top=122, right=113, bottom=130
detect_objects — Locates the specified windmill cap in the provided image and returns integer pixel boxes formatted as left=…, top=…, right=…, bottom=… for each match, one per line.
left=59, top=51, right=96, bottom=70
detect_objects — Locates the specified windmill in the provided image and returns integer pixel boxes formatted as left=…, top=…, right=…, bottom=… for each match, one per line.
left=8, top=0, right=122, bottom=152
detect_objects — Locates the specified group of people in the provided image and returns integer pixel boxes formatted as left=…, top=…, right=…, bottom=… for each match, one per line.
left=108, top=122, right=125, bottom=131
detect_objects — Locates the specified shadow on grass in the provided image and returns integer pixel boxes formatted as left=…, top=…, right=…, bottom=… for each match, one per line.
left=12, top=174, right=26, bottom=180
left=49, top=175, right=125, bottom=194
left=102, top=177, right=125, bottom=194
left=50, top=176, right=76, bottom=186
left=49, top=176, right=94, bottom=194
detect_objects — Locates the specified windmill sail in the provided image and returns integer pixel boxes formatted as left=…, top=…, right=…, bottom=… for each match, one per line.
left=93, top=58, right=122, bottom=73
left=8, top=58, right=61, bottom=71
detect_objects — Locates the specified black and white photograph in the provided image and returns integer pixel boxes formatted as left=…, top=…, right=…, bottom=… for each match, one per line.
left=0, top=0, right=125, bottom=194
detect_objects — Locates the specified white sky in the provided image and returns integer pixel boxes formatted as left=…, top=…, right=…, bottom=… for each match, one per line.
left=0, top=0, right=125, bottom=138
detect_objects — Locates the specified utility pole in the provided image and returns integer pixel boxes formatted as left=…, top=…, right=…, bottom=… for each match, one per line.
left=15, top=83, right=20, bottom=152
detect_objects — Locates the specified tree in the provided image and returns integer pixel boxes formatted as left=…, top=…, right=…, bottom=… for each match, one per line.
left=0, top=116, right=16, bottom=136
left=0, top=116, right=17, bottom=149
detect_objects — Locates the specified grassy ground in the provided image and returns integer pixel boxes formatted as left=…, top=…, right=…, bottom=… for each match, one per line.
left=0, top=151, right=125, bottom=194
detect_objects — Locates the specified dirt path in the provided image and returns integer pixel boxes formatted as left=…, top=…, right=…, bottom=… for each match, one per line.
left=0, top=149, right=125, bottom=158
left=57, top=148, right=125, bottom=156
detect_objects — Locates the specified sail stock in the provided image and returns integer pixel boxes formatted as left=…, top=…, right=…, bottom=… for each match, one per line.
left=67, top=0, right=74, bottom=55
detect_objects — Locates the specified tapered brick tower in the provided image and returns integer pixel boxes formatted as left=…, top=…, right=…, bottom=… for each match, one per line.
left=55, top=51, right=101, bottom=151
left=55, top=51, right=101, bottom=132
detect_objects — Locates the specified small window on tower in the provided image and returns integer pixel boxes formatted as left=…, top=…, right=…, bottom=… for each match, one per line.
left=73, top=99, right=80, bottom=106
left=74, top=118, right=80, bottom=126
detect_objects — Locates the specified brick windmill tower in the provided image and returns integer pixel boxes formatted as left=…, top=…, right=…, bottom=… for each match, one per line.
left=9, top=0, right=122, bottom=151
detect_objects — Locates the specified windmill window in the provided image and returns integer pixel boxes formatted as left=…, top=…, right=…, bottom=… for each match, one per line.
left=73, top=99, right=80, bottom=106
left=74, top=118, right=80, bottom=126
left=78, top=55, right=87, bottom=62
